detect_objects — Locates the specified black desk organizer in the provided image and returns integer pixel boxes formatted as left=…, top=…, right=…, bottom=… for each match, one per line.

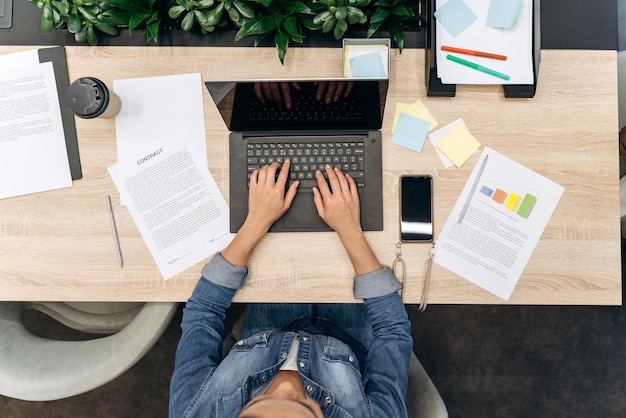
left=425, top=0, right=541, bottom=98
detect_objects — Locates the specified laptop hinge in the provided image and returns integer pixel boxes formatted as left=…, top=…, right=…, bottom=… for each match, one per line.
left=239, top=129, right=371, bottom=138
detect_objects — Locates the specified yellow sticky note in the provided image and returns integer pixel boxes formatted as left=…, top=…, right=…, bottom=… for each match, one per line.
left=436, top=124, right=481, bottom=168
left=392, top=100, right=438, bottom=133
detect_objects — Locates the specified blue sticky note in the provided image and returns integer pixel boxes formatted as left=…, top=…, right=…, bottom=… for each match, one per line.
left=350, top=52, right=387, bottom=77
left=391, top=113, right=430, bottom=153
left=486, top=0, right=523, bottom=29
left=434, top=0, right=477, bottom=38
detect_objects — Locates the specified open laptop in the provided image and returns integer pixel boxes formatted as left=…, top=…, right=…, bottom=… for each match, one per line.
left=205, top=78, right=388, bottom=233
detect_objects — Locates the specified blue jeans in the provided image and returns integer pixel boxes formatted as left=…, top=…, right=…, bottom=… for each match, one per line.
left=241, top=303, right=374, bottom=366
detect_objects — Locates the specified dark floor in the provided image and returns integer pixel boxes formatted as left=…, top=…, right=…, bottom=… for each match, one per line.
left=2, top=2, right=626, bottom=417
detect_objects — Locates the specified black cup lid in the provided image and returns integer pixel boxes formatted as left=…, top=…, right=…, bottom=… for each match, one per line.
left=66, top=77, right=110, bottom=119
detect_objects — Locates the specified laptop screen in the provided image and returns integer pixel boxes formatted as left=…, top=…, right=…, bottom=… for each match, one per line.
left=205, top=78, right=388, bottom=132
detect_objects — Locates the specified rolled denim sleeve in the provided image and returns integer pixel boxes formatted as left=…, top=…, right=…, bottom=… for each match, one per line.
left=201, top=252, right=248, bottom=289
left=353, top=266, right=401, bottom=299
left=169, top=253, right=247, bottom=417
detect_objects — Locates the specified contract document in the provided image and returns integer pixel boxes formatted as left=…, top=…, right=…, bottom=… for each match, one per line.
left=434, top=147, right=564, bottom=300
left=108, top=143, right=233, bottom=280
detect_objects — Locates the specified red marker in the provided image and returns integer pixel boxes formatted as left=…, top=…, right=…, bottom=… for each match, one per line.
left=441, top=46, right=507, bottom=61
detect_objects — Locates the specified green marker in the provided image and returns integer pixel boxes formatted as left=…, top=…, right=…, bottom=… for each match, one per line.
left=446, top=54, right=510, bottom=81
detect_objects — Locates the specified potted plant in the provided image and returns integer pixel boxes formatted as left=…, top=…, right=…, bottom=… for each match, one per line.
left=29, top=0, right=423, bottom=61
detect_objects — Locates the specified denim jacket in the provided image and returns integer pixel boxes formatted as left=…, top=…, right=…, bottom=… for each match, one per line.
left=169, top=253, right=413, bottom=418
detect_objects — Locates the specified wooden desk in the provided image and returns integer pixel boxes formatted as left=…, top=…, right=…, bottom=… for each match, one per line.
left=0, top=46, right=620, bottom=305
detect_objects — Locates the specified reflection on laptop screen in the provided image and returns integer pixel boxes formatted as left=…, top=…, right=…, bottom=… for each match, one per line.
left=206, top=79, right=388, bottom=132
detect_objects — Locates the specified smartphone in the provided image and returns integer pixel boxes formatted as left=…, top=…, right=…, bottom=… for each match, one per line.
left=400, top=175, right=433, bottom=242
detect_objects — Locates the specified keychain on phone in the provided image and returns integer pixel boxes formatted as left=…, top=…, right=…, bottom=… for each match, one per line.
left=393, top=175, right=434, bottom=311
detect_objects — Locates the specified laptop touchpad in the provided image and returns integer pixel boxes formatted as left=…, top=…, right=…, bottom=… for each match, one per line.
left=283, top=193, right=329, bottom=229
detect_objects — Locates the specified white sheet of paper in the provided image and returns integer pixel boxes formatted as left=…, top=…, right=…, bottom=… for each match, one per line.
left=113, top=73, right=208, bottom=168
left=434, top=147, right=564, bottom=300
left=0, top=61, right=72, bottom=199
left=435, top=0, right=534, bottom=84
left=0, top=49, right=39, bottom=67
left=108, top=143, right=233, bottom=280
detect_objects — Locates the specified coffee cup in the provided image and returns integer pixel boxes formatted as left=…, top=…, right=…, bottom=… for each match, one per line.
left=66, top=77, right=122, bottom=119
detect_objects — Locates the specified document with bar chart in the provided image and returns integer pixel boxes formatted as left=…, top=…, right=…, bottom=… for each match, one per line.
left=434, top=147, right=564, bottom=300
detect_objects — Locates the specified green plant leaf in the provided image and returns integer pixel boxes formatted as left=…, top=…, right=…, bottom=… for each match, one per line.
left=253, top=32, right=268, bottom=47
left=275, top=30, right=289, bottom=64
left=51, top=1, right=69, bottom=15
left=254, top=0, right=272, bottom=8
left=40, top=12, right=54, bottom=33
left=195, top=9, right=209, bottom=25
left=313, top=10, right=332, bottom=25
left=282, top=15, right=298, bottom=37
left=227, top=7, right=241, bottom=23
left=86, top=24, right=98, bottom=45
left=370, top=7, right=390, bottom=24
left=365, top=20, right=381, bottom=37
left=129, top=12, right=151, bottom=33
left=43, top=3, right=53, bottom=19
left=95, top=23, right=119, bottom=35
left=169, top=5, right=185, bottom=18
left=321, top=15, right=335, bottom=33
left=287, top=2, right=312, bottom=15
left=98, top=10, right=128, bottom=26
left=334, top=6, right=347, bottom=20
left=77, top=6, right=98, bottom=22
left=75, top=25, right=87, bottom=41
left=198, top=0, right=214, bottom=7
left=333, top=18, right=347, bottom=39
left=300, top=16, right=321, bottom=30
left=52, top=8, right=61, bottom=24
left=146, top=21, right=159, bottom=42
left=181, top=10, right=196, bottom=30
left=391, top=4, right=411, bottom=17
left=389, top=21, right=404, bottom=52
left=234, top=15, right=275, bottom=42
left=232, top=0, right=254, bottom=19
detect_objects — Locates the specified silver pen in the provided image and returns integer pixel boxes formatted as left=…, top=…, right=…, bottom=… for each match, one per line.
left=458, top=154, right=488, bottom=224
left=105, top=195, right=123, bottom=268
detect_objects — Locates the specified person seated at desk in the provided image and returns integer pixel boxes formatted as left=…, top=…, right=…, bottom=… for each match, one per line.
left=169, top=161, right=413, bottom=418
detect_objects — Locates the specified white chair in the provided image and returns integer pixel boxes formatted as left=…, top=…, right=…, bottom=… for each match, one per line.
left=222, top=310, right=448, bottom=418
left=0, top=301, right=178, bottom=401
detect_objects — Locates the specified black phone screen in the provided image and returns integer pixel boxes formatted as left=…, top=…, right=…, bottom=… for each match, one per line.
left=400, top=175, right=433, bottom=242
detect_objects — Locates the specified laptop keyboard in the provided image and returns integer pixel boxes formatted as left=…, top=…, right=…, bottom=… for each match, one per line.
left=247, top=141, right=366, bottom=189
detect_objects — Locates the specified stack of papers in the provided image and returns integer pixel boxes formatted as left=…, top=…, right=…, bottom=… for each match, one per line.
left=390, top=101, right=480, bottom=168
left=391, top=100, right=438, bottom=153
left=0, top=50, right=73, bottom=199
left=434, top=0, right=534, bottom=85
left=429, top=118, right=480, bottom=168
left=108, top=73, right=233, bottom=279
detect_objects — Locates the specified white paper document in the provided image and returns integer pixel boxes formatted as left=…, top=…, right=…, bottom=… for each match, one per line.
left=435, top=0, right=534, bottom=85
left=434, top=147, right=564, bottom=300
left=0, top=60, right=72, bottom=199
left=108, top=143, right=233, bottom=280
left=113, top=73, right=208, bottom=168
